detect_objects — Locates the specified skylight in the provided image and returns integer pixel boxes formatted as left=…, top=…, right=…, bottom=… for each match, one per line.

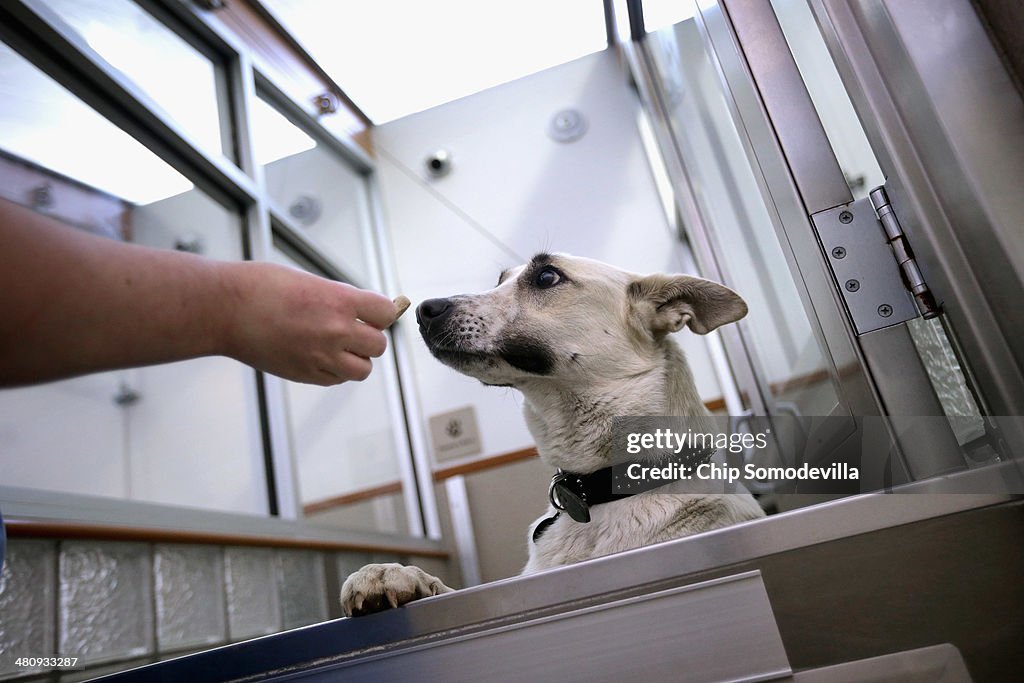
left=260, top=0, right=610, bottom=123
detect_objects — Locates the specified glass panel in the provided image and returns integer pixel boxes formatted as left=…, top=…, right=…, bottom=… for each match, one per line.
left=253, top=95, right=375, bottom=285
left=270, top=244, right=410, bottom=535
left=642, top=0, right=696, bottom=33
left=646, top=18, right=842, bottom=419
left=40, top=0, right=234, bottom=162
left=769, top=0, right=883, bottom=198
left=0, top=40, right=266, bottom=514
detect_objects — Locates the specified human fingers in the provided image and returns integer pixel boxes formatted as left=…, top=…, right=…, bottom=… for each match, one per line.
left=324, top=352, right=373, bottom=383
left=345, top=321, right=388, bottom=359
left=349, top=287, right=398, bottom=329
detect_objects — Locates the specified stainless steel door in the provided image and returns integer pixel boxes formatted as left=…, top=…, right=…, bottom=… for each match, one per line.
left=799, top=0, right=1024, bottom=456
left=626, top=0, right=1023, bottom=489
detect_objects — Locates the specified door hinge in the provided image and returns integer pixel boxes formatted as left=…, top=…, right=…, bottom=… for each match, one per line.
left=811, top=184, right=940, bottom=335
left=868, top=187, right=941, bottom=319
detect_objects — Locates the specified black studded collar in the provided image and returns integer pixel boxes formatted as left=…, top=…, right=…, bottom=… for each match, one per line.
left=533, top=447, right=718, bottom=543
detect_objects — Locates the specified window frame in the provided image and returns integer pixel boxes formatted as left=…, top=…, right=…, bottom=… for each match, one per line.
left=0, top=0, right=442, bottom=547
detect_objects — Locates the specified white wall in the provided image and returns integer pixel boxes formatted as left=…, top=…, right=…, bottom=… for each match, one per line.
left=374, top=48, right=725, bottom=462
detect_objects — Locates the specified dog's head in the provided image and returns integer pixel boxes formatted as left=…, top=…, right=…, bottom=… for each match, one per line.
left=416, top=253, right=747, bottom=387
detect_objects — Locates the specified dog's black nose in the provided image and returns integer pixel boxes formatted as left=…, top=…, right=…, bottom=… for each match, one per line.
left=417, top=298, right=453, bottom=327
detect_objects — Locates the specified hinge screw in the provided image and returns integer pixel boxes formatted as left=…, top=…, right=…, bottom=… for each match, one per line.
left=878, top=304, right=893, bottom=317
left=839, top=210, right=854, bottom=224
left=845, top=279, right=860, bottom=292
left=831, top=246, right=846, bottom=259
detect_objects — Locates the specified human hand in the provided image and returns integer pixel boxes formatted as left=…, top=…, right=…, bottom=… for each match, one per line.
left=219, top=261, right=397, bottom=385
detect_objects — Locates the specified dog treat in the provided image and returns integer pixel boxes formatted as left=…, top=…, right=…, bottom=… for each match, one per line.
left=392, top=295, right=411, bottom=325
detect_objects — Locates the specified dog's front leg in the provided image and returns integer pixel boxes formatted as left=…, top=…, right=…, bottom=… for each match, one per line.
left=340, top=563, right=454, bottom=617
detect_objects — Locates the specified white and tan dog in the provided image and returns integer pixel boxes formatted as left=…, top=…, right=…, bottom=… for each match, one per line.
left=341, top=253, right=764, bottom=617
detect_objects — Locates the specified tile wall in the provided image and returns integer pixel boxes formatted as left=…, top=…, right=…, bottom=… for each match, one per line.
left=0, top=539, right=403, bottom=681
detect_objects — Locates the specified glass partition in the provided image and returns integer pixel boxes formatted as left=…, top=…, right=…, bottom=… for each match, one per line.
left=270, top=244, right=410, bottom=535
left=769, top=0, right=884, bottom=198
left=0, top=39, right=267, bottom=514
left=645, top=18, right=842, bottom=420
left=40, top=0, right=235, bottom=163
left=253, top=94, right=375, bottom=285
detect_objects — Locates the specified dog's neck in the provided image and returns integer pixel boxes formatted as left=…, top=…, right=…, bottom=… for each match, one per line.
left=518, top=338, right=707, bottom=473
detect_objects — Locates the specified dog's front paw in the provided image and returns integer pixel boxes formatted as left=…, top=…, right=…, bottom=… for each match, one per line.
left=340, top=563, right=454, bottom=617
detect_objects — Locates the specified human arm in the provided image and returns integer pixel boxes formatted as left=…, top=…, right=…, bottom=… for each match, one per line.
left=0, top=200, right=397, bottom=387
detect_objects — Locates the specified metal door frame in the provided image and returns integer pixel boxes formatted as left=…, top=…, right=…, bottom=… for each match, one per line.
left=804, top=0, right=1024, bottom=451
left=623, top=0, right=972, bottom=480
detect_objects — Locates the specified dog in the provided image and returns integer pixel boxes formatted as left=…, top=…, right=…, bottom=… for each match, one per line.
left=340, top=253, right=765, bottom=616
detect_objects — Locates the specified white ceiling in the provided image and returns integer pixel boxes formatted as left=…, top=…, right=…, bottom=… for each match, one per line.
left=260, top=0, right=610, bottom=123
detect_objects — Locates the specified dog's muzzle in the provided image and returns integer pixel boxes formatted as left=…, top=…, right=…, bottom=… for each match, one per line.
left=416, top=298, right=453, bottom=333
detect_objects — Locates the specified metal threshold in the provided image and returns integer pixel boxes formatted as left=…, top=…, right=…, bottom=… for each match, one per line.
left=96, top=464, right=1021, bottom=682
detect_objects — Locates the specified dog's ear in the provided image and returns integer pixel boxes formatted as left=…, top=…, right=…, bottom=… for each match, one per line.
left=628, top=273, right=747, bottom=336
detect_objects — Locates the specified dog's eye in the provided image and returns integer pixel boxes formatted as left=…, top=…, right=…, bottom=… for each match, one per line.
left=534, top=267, right=561, bottom=289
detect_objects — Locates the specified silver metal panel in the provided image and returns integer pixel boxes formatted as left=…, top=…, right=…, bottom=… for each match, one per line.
left=301, top=571, right=789, bottom=683
left=443, top=475, right=482, bottom=587
left=720, top=0, right=852, bottom=214
left=788, top=643, right=972, bottom=682
left=807, top=0, right=1024, bottom=420
left=89, top=473, right=1015, bottom=683
left=0, top=485, right=446, bottom=557
left=812, top=198, right=917, bottom=334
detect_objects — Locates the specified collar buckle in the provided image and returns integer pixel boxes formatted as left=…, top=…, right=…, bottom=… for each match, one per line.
left=548, top=470, right=591, bottom=523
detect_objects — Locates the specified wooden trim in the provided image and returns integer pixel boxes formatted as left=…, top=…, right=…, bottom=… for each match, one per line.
left=296, top=373, right=837, bottom=515
left=300, top=394, right=736, bottom=513
left=299, top=449, right=543, bottom=516
left=769, top=368, right=832, bottom=395
left=432, top=447, right=540, bottom=481
left=704, top=395, right=727, bottom=413
left=4, top=519, right=447, bottom=558
left=302, top=481, right=403, bottom=515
